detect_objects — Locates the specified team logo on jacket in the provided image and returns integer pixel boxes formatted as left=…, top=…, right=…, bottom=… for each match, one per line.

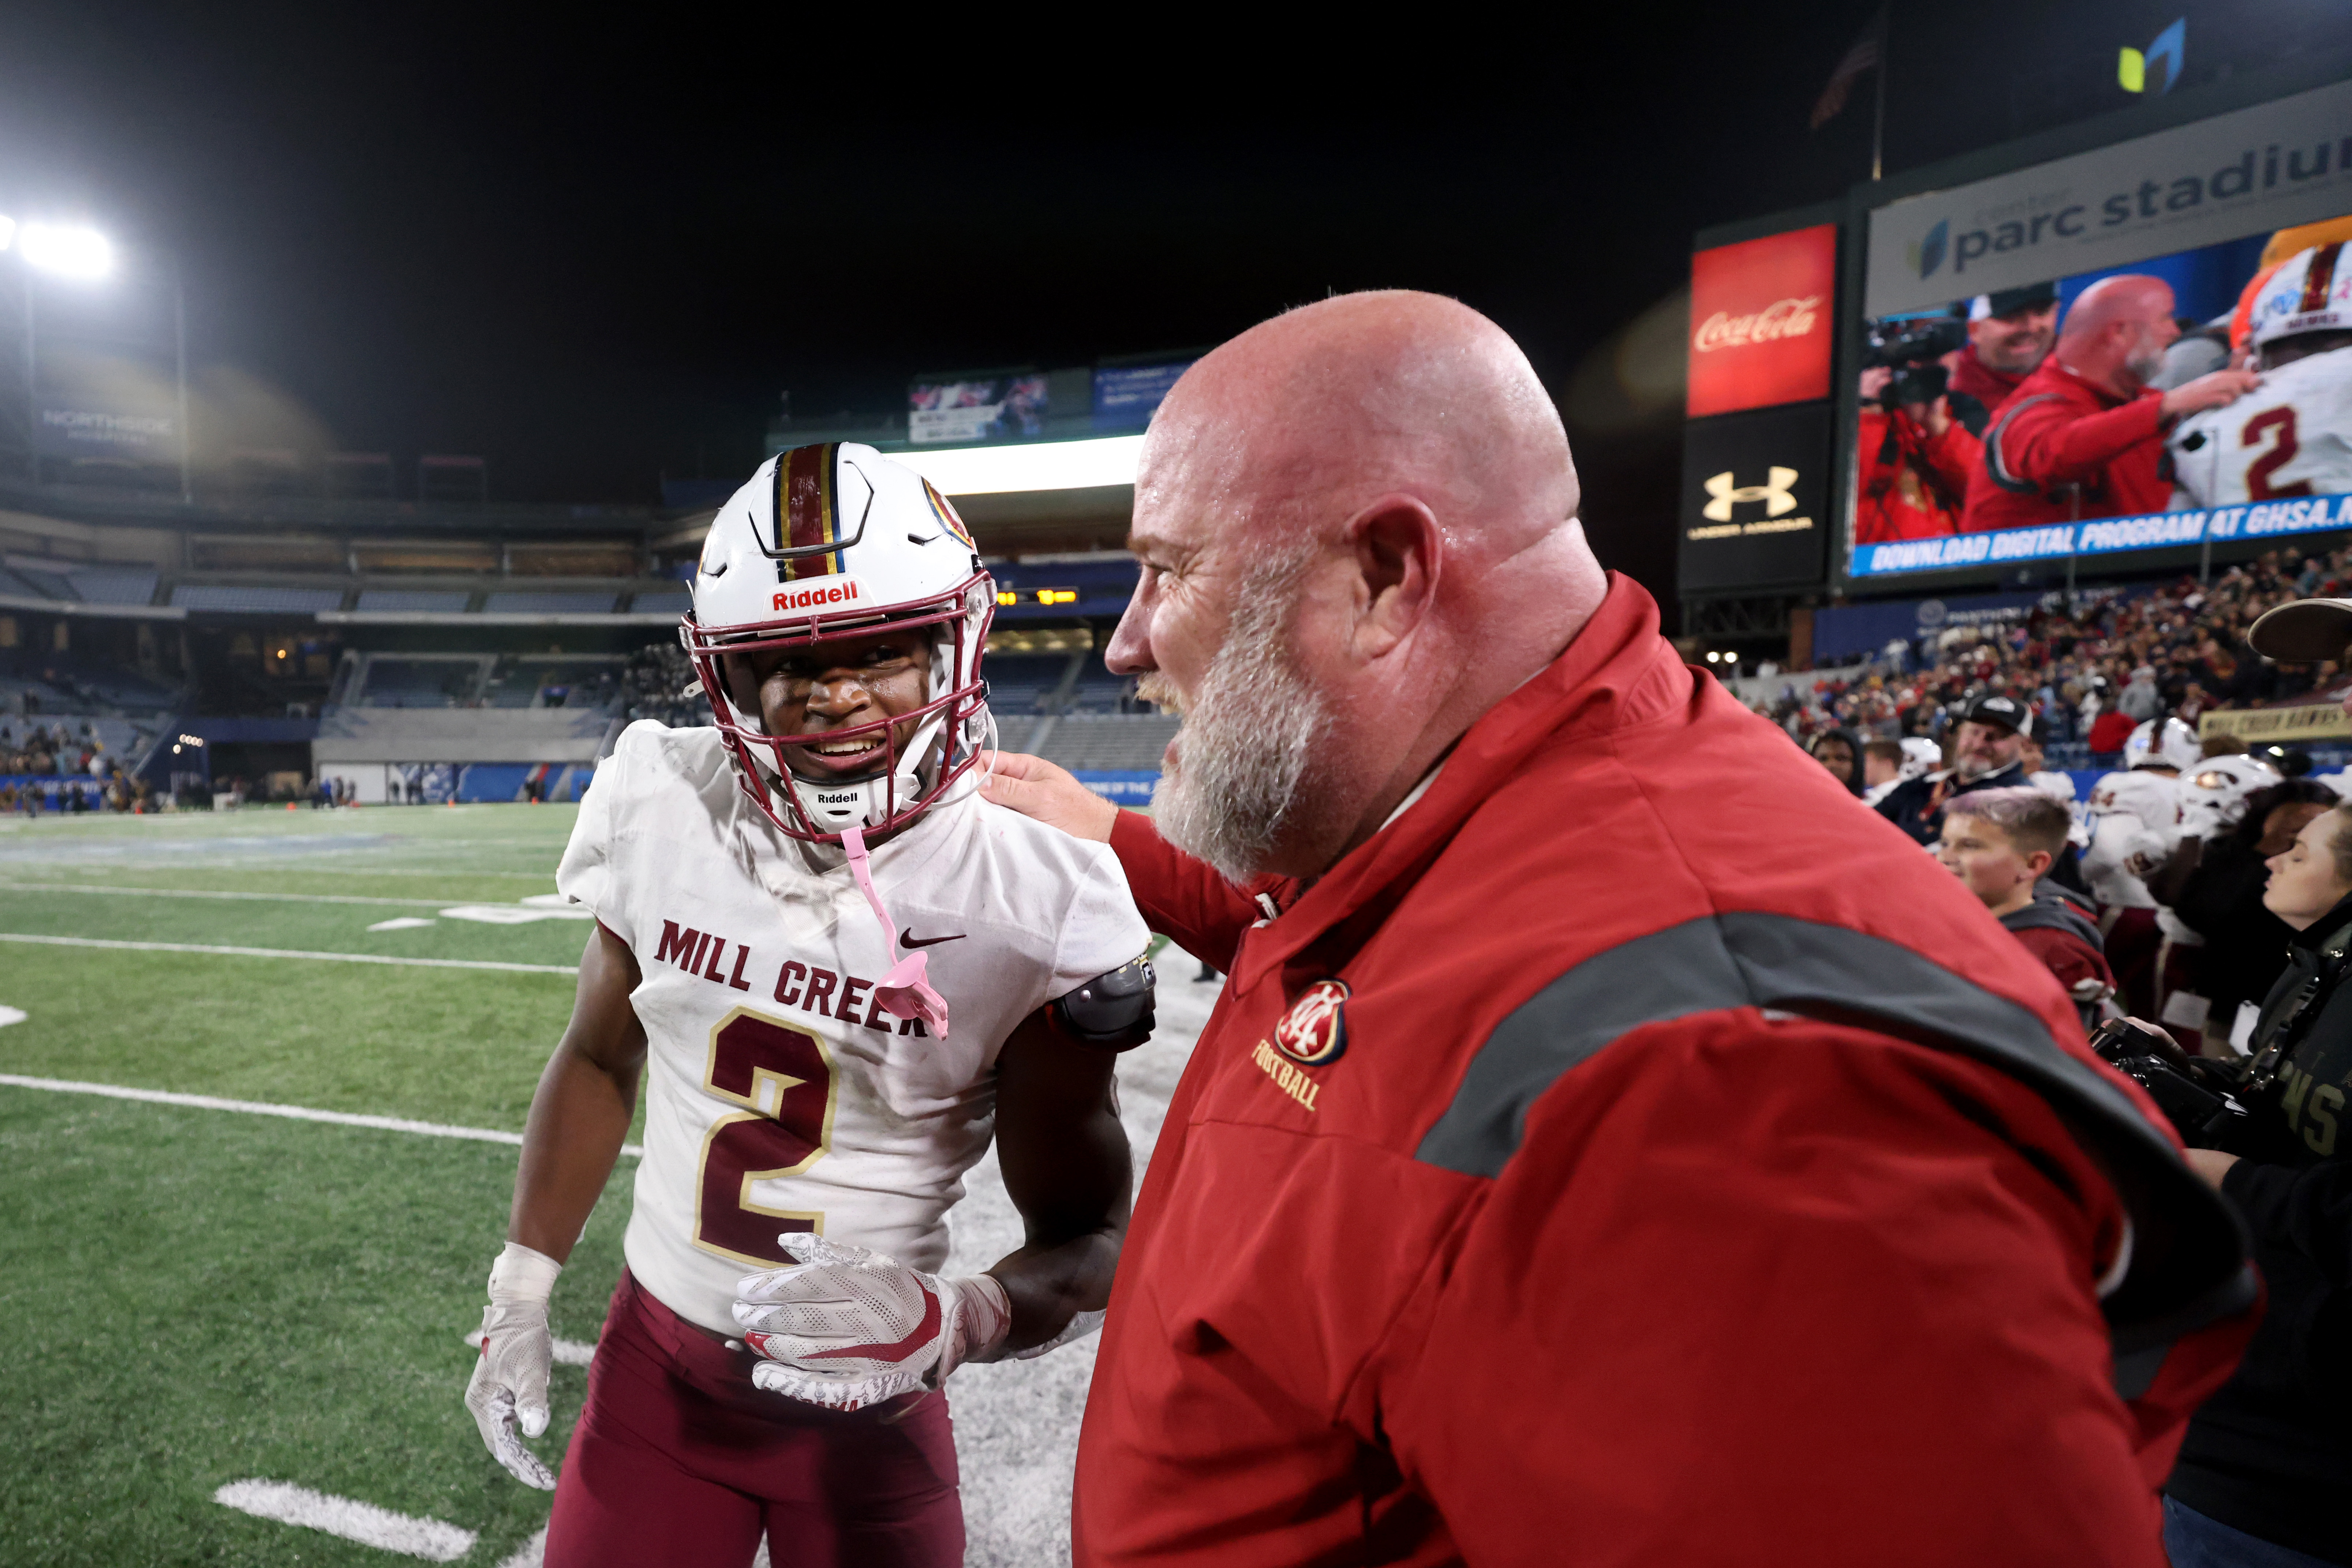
left=1273, top=979, right=1350, bottom=1066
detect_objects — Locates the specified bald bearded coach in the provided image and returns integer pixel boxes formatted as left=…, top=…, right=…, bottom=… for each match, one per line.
left=980, top=292, right=2255, bottom=1567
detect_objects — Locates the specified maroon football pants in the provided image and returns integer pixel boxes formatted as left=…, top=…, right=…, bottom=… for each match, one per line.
left=543, top=1269, right=962, bottom=1568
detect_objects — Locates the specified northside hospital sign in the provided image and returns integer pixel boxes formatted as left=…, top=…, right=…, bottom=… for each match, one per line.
left=1852, top=491, right=2352, bottom=577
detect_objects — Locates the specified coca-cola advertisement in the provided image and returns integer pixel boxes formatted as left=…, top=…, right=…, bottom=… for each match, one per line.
left=1686, top=224, right=1838, bottom=418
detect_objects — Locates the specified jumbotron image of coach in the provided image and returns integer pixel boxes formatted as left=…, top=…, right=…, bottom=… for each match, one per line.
left=1963, top=275, right=2259, bottom=533
left=985, top=290, right=2259, bottom=1566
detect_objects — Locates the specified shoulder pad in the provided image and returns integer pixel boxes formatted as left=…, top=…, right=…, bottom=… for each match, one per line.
left=1050, top=954, right=1156, bottom=1052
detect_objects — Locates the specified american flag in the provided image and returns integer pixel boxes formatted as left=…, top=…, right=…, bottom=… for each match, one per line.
left=1810, top=8, right=1888, bottom=130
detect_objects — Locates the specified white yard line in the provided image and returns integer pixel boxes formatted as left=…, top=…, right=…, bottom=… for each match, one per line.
left=0, top=933, right=577, bottom=975
left=0, top=1074, right=643, bottom=1158
left=213, top=1480, right=476, bottom=1562
left=0, top=880, right=453, bottom=907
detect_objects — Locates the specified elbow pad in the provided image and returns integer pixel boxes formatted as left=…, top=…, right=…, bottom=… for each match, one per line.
left=1050, top=954, right=1156, bottom=1051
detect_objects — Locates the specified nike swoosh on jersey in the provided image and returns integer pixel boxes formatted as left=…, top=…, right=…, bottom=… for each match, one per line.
left=900, top=928, right=966, bottom=948
left=803, top=1282, right=943, bottom=1362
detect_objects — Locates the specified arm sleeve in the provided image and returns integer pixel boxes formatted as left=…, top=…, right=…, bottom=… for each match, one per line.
left=1106, top=809, right=1275, bottom=970
left=1044, top=842, right=1155, bottom=1005
left=2000, top=396, right=2166, bottom=491
left=555, top=736, right=634, bottom=947
left=1383, top=1025, right=2173, bottom=1567
left=1919, top=417, right=1983, bottom=502
left=2222, top=1156, right=2352, bottom=1285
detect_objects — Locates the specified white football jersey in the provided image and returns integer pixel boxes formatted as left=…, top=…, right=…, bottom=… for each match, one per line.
left=557, top=721, right=1149, bottom=1334
left=2080, top=769, right=2180, bottom=913
left=2169, top=346, right=2352, bottom=509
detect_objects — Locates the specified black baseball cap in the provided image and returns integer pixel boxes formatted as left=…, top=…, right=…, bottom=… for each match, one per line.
left=1976, top=283, right=2059, bottom=319
left=1960, top=692, right=2027, bottom=733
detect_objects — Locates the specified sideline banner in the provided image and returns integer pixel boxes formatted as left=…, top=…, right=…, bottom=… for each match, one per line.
left=2200, top=701, right=2352, bottom=743
left=1075, top=770, right=1158, bottom=804
left=1851, top=491, right=2352, bottom=577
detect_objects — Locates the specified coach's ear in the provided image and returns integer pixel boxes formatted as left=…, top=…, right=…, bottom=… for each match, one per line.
left=1343, top=494, right=1441, bottom=664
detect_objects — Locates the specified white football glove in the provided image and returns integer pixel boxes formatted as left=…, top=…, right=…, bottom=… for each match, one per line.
left=464, top=1243, right=562, bottom=1490
left=732, top=1233, right=1012, bottom=1412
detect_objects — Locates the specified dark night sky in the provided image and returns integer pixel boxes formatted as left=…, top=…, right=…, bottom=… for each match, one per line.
left=0, top=4, right=1896, bottom=595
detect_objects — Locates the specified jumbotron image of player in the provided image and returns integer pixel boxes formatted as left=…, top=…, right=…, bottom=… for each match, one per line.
left=2172, top=242, right=2352, bottom=508
left=463, top=443, right=1155, bottom=1567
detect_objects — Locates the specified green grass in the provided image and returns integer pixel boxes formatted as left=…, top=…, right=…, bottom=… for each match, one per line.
left=0, top=805, right=629, bottom=1565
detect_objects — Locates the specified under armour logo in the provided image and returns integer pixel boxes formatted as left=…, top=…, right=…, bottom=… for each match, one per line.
left=1702, top=467, right=1799, bottom=522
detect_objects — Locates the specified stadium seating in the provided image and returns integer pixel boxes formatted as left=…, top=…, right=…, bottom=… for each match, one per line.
left=482, top=590, right=620, bottom=615
left=173, top=584, right=348, bottom=613
left=354, top=589, right=471, bottom=613
left=1035, top=713, right=1181, bottom=772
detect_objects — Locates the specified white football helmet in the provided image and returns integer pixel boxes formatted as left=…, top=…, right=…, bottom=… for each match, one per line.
left=683, top=443, right=994, bottom=843
left=2250, top=243, right=2352, bottom=356
left=2124, top=717, right=2200, bottom=774
left=2176, top=754, right=2283, bottom=840
left=1899, top=737, right=1942, bottom=779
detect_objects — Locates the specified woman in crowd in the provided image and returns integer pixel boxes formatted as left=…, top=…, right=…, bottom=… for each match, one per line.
left=2166, top=779, right=2344, bottom=1056
left=1806, top=727, right=1867, bottom=796
left=2162, top=803, right=2352, bottom=1568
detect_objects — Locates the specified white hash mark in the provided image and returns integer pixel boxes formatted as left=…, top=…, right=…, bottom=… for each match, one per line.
left=214, top=1479, right=476, bottom=1561
left=368, top=917, right=438, bottom=931
left=0, top=1005, right=25, bottom=1028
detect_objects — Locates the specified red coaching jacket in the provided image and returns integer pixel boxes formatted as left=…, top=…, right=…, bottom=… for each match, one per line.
left=1960, top=360, right=2172, bottom=534
left=1072, top=577, right=2254, bottom=1568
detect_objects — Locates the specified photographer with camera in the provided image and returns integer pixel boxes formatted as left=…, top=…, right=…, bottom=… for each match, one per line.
left=1962, top=276, right=2259, bottom=536
left=1855, top=329, right=1982, bottom=541
left=2132, top=797, right=2352, bottom=1568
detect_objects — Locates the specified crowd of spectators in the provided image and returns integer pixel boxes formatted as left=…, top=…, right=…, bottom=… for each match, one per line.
left=621, top=640, right=702, bottom=728
left=1760, top=545, right=2352, bottom=756
left=1, top=720, right=113, bottom=779
left=1786, top=585, right=2352, bottom=1568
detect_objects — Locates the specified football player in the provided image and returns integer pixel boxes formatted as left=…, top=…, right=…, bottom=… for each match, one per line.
left=2172, top=243, right=2352, bottom=508
left=464, top=443, right=1154, bottom=1568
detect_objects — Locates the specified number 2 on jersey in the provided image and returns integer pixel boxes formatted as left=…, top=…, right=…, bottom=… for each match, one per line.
left=693, top=1008, right=838, bottom=1267
left=2244, top=406, right=2313, bottom=500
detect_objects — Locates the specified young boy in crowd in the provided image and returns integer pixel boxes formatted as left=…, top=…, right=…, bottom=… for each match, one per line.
left=1860, top=739, right=1907, bottom=807
left=1937, top=787, right=2115, bottom=1025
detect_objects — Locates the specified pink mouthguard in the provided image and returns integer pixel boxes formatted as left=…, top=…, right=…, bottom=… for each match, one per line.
left=839, top=825, right=950, bottom=1039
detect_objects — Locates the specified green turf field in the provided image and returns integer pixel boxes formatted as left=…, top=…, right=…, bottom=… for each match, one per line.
left=0, top=804, right=622, bottom=1567
left=0, top=800, right=1204, bottom=1567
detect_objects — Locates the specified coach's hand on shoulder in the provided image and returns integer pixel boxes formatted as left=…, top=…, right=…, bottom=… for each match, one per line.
left=733, top=1232, right=1012, bottom=1412
left=463, top=1243, right=561, bottom=1490
left=977, top=752, right=1118, bottom=843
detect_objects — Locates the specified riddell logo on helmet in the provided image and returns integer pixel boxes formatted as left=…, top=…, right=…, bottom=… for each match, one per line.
left=773, top=580, right=864, bottom=612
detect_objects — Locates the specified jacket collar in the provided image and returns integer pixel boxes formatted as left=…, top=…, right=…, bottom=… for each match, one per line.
left=2287, top=890, right=2352, bottom=958
left=1232, top=573, right=1689, bottom=992
left=2041, top=357, right=2152, bottom=410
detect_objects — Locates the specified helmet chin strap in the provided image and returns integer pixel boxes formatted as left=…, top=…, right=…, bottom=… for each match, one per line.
left=785, top=710, right=947, bottom=837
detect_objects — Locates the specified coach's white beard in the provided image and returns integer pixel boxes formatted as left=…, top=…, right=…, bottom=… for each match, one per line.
left=1152, top=564, right=1330, bottom=884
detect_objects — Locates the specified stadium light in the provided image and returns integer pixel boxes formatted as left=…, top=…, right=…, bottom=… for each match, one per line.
left=888, top=434, right=1143, bottom=496
left=0, top=216, right=15, bottom=252
left=16, top=222, right=114, bottom=281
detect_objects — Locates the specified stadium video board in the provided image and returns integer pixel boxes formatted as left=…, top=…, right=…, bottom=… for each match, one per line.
left=1845, top=75, right=2352, bottom=583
